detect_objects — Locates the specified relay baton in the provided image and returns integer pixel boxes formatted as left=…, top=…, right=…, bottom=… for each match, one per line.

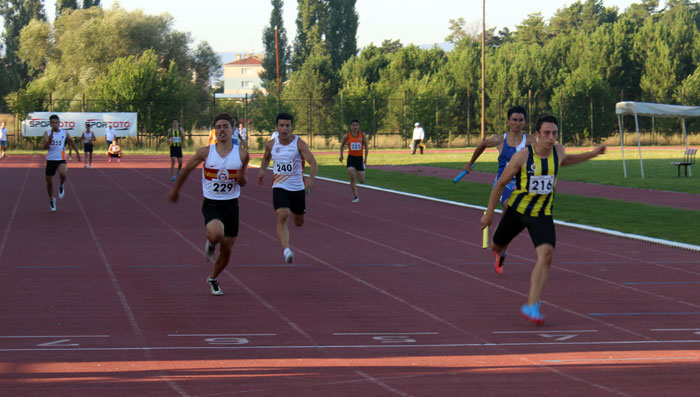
left=452, top=165, right=474, bottom=183
left=482, top=211, right=489, bottom=249
left=453, top=170, right=467, bottom=183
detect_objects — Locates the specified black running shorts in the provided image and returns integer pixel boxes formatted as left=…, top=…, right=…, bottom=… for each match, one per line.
left=45, top=160, right=66, bottom=176
left=170, top=146, right=183, bottom=158
left=84, top=143, right=93, bottom=153
left=272, top=187, right=306, bottom=215
left=493, top=206, right=556, bottom=248
left=202, top=198, right=239, bottom=237
left=346, top=154, right=364, bottom=171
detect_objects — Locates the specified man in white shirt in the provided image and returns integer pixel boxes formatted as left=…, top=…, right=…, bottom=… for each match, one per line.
left=236, top=123, right=247, bottom=149
left=0, top=121, right=8, bottom=158
left=105, top=126, right=116, bottom=148
left=411, top=122, right=425, bottom=155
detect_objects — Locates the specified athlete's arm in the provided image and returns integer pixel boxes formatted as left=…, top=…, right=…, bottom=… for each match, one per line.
left=238, top=146, right=249, bottom=187
left=257, top=139, right=274, bottom=185
left=66, top=135, right=81, bottom=162
left=480, top=149, right=527, bottom=229
left=364, top=133, right=369, bottom=165
left=297, top=138, right=318, bottom=192
left=339, top=133, right=348, bottom=162
left=165, top=128, right=172, bottom=145
left=167, top=146, right=208, bottom=203
left=558, top=143, right=606, bottom=167
left=43, top=131, right=52, bottom=150
left=465, top=134, right=501, bottom=172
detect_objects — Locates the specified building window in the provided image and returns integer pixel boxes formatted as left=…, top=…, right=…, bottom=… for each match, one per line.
left=241, top=81, right=252, bottom=88
left=241, top=68, right=251, bottom=75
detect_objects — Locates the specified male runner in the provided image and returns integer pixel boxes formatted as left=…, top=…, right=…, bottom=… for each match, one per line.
left=464, top=105, right=536, bottom=274
left=481, top=115, right=606, bottom=324
left=257, top=113, right=317, bottom=263
left=166, top=118, right=185, bottom=181
left=168, top=113, right=249, bottom=296
left=339, top=119, right=368, bottom=202
left=43, top=114, right=81, bottom=211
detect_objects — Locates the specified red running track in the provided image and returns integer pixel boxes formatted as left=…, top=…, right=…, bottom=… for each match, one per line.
left=0, top=155, right=699, bottom=396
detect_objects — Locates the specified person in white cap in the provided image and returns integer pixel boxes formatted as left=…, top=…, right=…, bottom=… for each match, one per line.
left=411, top=122, right=425, bottom=154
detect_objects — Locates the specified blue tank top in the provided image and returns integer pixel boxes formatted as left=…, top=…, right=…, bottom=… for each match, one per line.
left=495, top=133, right=527, bottom=180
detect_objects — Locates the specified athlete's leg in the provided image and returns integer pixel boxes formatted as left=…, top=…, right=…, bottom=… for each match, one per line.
left=177, top=157, right=183, bottom=173
left=347, top=166, right=358, bottom=198
left=211, top=236, right=236, bottom=279
left=276, top=208, right=291, bottom=249
left=57, top=163, right=67, bottom=185
left=292, top=213, right=304, bottom=227
left=170, top=156, right=176, bottom=177
left=527, top=244, right=554, bottom=305
left=46, top=175, right=54, bottom=199
left=357, top=170, right=365, bottom=184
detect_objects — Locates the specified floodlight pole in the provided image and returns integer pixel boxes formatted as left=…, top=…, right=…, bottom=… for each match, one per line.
left=480, top=0, right=486, bottom=140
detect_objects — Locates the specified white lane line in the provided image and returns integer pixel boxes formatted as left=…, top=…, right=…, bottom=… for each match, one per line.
left=126, top=168, right=405, bottom=397
left=651, top=328, right=700, bottom=331
left=0, top=335, right=109, bottom=338
left=0, top=155, right=34, bottom=263
left=493, top=330, right=597, bottom=334
left=168, top=334, right=277, bottom=337
left=2, top=339, right=700, bottom=352
left=333, top=332, right=439, bottom=336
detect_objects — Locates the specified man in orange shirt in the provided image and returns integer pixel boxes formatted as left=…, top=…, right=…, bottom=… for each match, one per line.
left=339, top=119, right=368, bottom=203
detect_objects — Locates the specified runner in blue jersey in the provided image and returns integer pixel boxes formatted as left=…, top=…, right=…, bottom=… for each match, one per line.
left=463, top=106, right=536, bottom=208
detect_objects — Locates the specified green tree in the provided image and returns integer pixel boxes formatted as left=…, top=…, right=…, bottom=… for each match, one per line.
left=283, top=44, right=337, bottom=140
left=55, top=0, right=79, bottom=18
left=324, top=0, right=358, bottom=70
left=0, top=0, right=46, bottom=109
left=549, top=0, right=617, bottom=37
left=82, top=0, right=101, bottom=8
left=261, top=0, right=290, bottom=94
left=89, top=49, right=194, bottom=133
left=513, top=13, right=550, bottom=46
left=291, top=0, right=324, bottom=71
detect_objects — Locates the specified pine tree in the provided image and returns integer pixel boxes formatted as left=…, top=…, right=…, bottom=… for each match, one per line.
left=261, top=0, right=290, bottom=93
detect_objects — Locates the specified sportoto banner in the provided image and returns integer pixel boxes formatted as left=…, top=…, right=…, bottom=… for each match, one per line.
left=22, top=112, right=138, bottom=137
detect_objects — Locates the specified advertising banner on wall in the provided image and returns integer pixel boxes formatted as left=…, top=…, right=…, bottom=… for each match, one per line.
left=22, top=112, right=138, bottom=137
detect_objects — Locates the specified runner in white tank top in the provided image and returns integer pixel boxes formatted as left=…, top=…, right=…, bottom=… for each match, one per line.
left=82, top=123, right=96, bottom=168
left=42, top=115, right=80, bottom=212
left=201, top=143, right=242, bottom=200
left=271, top=135, right=305, bottom=191
left=168, top=113, right=249, bottom=296
left=257, top=113, right=318, bottom=264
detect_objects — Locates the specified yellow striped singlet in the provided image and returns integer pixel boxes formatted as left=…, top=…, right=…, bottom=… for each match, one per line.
left=171, top=127, right=182, bottom=147
left=507, top=145, right=559, bottom=217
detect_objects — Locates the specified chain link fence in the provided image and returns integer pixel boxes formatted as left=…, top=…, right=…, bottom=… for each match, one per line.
left=4, top=91, right=698, bottom=150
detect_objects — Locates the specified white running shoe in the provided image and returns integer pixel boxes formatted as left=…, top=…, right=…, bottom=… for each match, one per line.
left=49, top=197, right=56, bottom=212
left=204, top=240, right=216, bottom=263
left=58, top=184, right=65, bottom=199
left=352, top=197, right=359, bottom=203
left=283, top=248, right=295, bottom=264
left=207, top=278, right=223, bottom=296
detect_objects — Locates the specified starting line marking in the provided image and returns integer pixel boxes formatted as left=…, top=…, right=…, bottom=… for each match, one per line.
left=167, top=334, right=277, bottom=337
left=492, top=330, right=597, bottom=334
left=2, top=339, right=700, bottom=352
left=333, top=332, right=439, bottom=335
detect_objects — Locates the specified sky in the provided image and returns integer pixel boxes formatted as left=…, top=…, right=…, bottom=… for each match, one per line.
left=32, top=0, right=641, bottom=53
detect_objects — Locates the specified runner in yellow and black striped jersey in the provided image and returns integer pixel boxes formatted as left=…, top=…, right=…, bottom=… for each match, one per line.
left=480, top=115, right=606, bottom=325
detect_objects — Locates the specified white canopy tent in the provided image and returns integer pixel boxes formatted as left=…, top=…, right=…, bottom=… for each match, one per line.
left=615, top=101, right=695, bottom=178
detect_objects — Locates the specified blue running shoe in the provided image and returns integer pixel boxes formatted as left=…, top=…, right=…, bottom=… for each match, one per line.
left=520, top=302, right=545, bottom=325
